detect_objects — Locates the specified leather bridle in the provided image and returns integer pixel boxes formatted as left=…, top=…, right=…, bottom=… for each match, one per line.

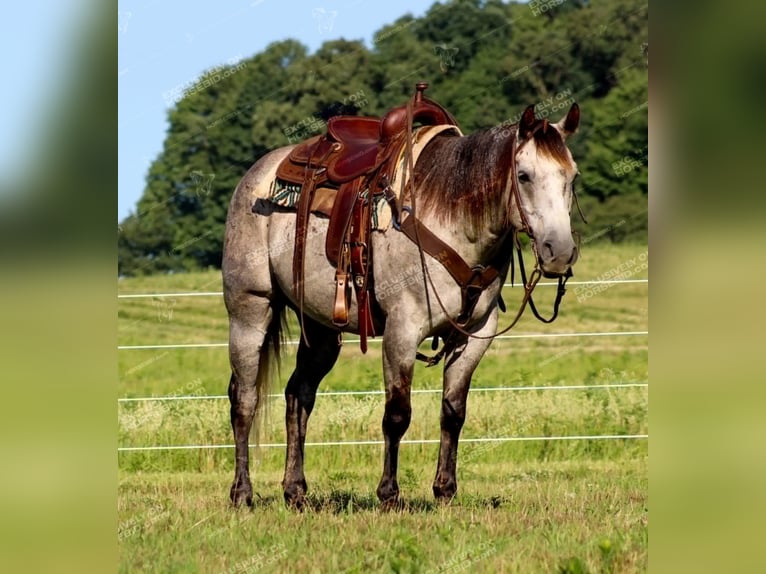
left=399, top=105, right=574, bottom=365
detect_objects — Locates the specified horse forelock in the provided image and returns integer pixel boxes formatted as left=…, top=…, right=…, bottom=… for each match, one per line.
left=529, top=120, right=574, bottom=169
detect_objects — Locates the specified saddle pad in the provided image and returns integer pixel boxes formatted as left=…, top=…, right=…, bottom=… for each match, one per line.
left=265, top=124, right=463, bottom=232
left=269, top=179, right=390, bottom=230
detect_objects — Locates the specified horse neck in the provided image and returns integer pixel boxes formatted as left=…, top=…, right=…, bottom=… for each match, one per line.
left=415, top=213, right=515, bottom=280
left=413, top=129, right=517, bottom=266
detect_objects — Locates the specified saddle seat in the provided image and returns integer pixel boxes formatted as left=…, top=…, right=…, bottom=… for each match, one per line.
left=278, top=117, right=384, bottom=185
left=277, top=84, right=458, bottom=187
left=326, top=116, right=383, bottom=182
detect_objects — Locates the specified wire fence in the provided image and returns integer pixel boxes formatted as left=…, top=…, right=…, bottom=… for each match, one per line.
left=118, top=331, right=648, bottom=351
left=117, top=278, right=648, bottom=299
left=118, top=382, right=648, bottom=403
left=118, top=383, right=649, bottom=452
left=117, top=434, right=649, bottom=453
left=118, top=278, right=648, bottom=453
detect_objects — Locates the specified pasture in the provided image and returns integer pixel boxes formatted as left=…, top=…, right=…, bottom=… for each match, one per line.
left=118, top=243, right=648, bottom=573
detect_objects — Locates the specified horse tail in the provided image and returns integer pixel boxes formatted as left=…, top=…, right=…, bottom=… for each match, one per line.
left=252, top=301, right=288, bottom=446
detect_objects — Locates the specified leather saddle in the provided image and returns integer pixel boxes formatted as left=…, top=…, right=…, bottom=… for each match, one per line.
left=270, top=83, right=458, bottom=352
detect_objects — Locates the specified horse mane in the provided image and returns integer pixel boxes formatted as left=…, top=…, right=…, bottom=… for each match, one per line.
left=413, top=119, right=572, bottom=229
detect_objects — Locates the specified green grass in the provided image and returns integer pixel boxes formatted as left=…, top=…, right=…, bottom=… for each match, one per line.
left=119, top=459, right=647, bottom=574
left=118, top=242, right=648, bottom=573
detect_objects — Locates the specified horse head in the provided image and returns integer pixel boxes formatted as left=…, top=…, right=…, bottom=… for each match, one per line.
left=513, top=103, right=580, bottom=278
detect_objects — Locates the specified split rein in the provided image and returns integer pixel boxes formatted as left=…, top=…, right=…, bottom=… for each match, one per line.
left=399, top=105, right=572, bottom=366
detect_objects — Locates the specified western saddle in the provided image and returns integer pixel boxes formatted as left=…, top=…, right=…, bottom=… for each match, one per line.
left=271, top=83, right=458, bottom=352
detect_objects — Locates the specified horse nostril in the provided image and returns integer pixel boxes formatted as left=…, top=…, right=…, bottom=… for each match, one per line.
left=543, top=241, right=554, bottom=259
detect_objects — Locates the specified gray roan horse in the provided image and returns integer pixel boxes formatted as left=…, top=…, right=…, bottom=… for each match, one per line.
left=222, top=101, right=581, bottom=509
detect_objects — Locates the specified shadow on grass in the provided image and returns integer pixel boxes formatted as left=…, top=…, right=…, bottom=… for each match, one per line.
left=307, top=490, right=436, bottom=514
left=242, top=489, right=508, bottom=514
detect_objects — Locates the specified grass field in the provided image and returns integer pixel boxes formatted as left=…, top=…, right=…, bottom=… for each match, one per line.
left=118, top=243, right=648, bottom=573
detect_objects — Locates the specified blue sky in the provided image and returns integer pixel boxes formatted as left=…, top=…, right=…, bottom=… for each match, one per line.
left=118, top=0, right=445, bottom=221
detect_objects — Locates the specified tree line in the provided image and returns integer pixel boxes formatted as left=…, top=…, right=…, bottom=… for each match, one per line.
left=118, top=0, right=648, bottom=276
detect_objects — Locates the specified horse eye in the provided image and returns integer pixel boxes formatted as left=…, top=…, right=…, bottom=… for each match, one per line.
left=518, top=172, right=531, bottom=183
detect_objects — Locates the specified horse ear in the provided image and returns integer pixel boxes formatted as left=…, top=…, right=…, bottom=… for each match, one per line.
left=518, top=105, right=536, bottom=139
left=557, top=102, right=580, bottom=137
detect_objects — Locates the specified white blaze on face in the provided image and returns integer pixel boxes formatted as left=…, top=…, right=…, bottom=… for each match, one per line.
left=510, top=130, right=579, bottom=275
left=511, top=102, right=581, bottom=275
left=515, top=136, right=577, bottom=242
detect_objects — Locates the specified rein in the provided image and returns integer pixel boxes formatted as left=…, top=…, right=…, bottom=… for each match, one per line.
left=399, top=110, right=571, bottom=366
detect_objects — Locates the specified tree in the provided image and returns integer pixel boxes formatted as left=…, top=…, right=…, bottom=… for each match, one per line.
left=118, top=0, right=650, bottom=276
left=581, top=67, right=648, bottom=200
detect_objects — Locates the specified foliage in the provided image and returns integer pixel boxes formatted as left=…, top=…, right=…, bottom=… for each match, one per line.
left=118, top=0, right=649, bottom=276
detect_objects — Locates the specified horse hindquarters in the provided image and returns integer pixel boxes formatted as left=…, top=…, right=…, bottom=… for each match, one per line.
left=223, top=148, right=291, bottom=507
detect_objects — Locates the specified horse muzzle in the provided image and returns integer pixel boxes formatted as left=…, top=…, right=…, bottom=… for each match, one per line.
left=538, top=235, right=578, bottom=278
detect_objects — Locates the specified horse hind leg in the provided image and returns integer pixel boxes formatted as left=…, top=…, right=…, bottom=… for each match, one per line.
left=282, top=317, right=341, bottom=510
left=227, top=294, right=282, bottom=507
left=433, top=308, right=498, bottom=502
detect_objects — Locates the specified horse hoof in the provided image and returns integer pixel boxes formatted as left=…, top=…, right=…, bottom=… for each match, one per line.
left=376, top=479, right=400, bottom=505
left=230, top=490, right=253, bottom=508
left=230, top=482, right=253, bottom=508
left=283, top=481, right=308, bottom=511
left=377, top=483, right=402, bottom=511
left=433, top=482, right=457, bottom=502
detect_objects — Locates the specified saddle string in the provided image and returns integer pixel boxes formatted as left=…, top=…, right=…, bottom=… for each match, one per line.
left=399, top=98, right=465, bottom=362
left=402, top=97, right=436, bottom=331
left=295, top=141, right=337, bottom=347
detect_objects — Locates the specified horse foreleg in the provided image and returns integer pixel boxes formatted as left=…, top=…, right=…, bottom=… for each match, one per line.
left=433, top=307, right=498, bottom=502
left=282, top=318, right=341, bottom=510
left=227, top=296, right=273, bottom=507
left=376, top=324, right=419, bottom=507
